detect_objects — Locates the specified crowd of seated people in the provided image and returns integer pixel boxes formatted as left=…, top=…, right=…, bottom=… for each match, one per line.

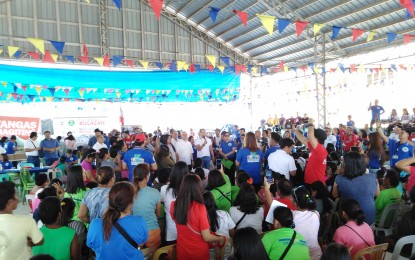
left=1, top=119, right=415, bottom=260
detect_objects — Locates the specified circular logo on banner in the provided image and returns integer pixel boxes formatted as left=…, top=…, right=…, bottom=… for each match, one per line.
left=68, top=120, right=75, bottom=126
left=402, top=147, right=409, bottom=153
left=228, top=143, right=232, bottom=146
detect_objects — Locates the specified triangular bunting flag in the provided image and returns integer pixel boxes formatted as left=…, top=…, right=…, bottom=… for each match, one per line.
left=13, top=51, right=22, bottom=59
left=46, top=97, right=54, bottom=102
left=64, top=89, right=70, bottom=95
left=177, top=61, right=187, bottom=71
left=220, top=57, right=230, bottom=67
left=313, top=23, right=325, bottom=36
left=247, top=65, right=253, bottom=73
left=195, top=64, right=201, bottom=72
left=78, top=89, right=84, bottom=99
left=83, top=43, right=88, bottom=56
left=206, top=55, right=216, bottom=67
left=139, top=60, right=149, bottom=69
left=218, top=65, right=225, bottom=74
left=50, top=41, right=65, bottom=55
left=103, top=55, right=110, bottom=67
left=116, top=91, right=121, bottom=98
left=404, top=34, right=414, bottom=45
left=27, top=95, right=35, bottom=102
left=22, top=86, right=27, bottom=92
left=189, top=64, right=195, bottom=74
left=183, top=63, right=189, bottom=71
left=43, top=51, right=56, bottom=63
left=48, top=88, right=55, bottom=96
left=400, top=0, right=415, bottom=17
left=338, top=63, right=346, bottom=73
left=233, top=10, right=248, bottom=27
left=94, top=57, right=104, bottom=66
left=35, top=86, right=42, bottom=95
left=112, top=55, right=123, bottom=67
left=149, top=0, right=164, bottom=20
left=391, top=64, right=397, bottom=71
left=252, top=67, right=258, bottom=74
left=352, top=28, right=365, bottom=42
left=207, top=65, right=214, bottom=72
left=278, top=18, right=291, bottom=33
left=79, top=56, right=89, bottom=65
left=28, top=52, right=40, bottom=60
left=367, top=30, right=376, bottom=42
left=28, top=38, right=45, bottom=54
left=387, top=33, right=397, bottom=44
left=170, top=60, right=177, bottom=71
left=125, top=59, right=134, bottom=68
left=155, top=61, right=163, bottom=69
left=7, top=46, right=19, bottom=58
left=295, top=21, right=309, bottom=37
left=256, top=14, right=275, bottom=35
left=332, top=26, right=342, bottom=40
left=209, top=7, right=221, bottom=22
left=51, top=53, right=58, bottom=62
left=64, top=55, right=75, bottom=63
left=112, top=0, right=122, bottom=10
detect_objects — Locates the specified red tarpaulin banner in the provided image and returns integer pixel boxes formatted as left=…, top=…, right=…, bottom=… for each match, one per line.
left=0, top=116, right=40, bottom=139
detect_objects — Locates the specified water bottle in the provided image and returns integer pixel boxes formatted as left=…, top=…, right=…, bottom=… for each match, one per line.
left=40, top=162, right=43, bottom=168
left=17, top=162, right=20, bottom=170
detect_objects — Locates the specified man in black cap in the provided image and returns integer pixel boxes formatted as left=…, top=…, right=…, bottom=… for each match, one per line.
left=88, top=128, right=102, bottom=149
left=292, top=120, right=327, bottom=185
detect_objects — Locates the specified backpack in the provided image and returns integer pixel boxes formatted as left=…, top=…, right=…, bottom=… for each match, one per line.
left=318, top=207, right=343, bottom=249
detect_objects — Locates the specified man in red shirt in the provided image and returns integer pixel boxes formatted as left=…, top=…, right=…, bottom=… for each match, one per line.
left=123, top=131, right=133, bottom=148
left=342, top=126, right=359, bottom=152
left=293, top=122, right=327, bottom=185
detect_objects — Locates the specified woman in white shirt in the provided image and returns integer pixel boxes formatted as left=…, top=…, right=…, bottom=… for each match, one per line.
left=159, top=161, right=189, bottom=243
left=229, top=183, right=263, bottom=234
left=292, top=186, right=322, bottom=260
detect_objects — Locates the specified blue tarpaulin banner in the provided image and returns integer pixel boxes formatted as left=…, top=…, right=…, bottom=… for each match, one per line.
left=0, top=64, right=240, bottom=102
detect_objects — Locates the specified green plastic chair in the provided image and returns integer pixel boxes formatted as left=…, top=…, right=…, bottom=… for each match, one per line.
left=7, top=172, right=22, bottom=195
left=0, top=174, right=10, bottom=182
left=19, top=168, right=35, bottom=204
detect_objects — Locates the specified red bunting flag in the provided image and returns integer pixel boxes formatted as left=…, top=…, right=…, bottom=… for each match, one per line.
left=352, top=28, right=364, bottom=42
left=279, top=61, right=285, bottom=71
left=350, top=64, right=357, bottom=72
left=11, top=93, right=18, bottom=100
left=207, top=65, right=214, bottom=72
left=64, top=89, right=70, bottom=95
left=400, top=0, right=415, bottom=17
left=22, top=86, right=27, bottom=92
left=404, top=34, right=414, bottom=45
left=103, top=55, right=110, bottom=67
left=399, top=64, right=407, bottom=70
left=295, top=21, right=309, bottom=37
left=330, top=68, right=336, bottom=73
left=149, top=0, right=164, bottom=20
left=124, top=59, right=134, bottom=68
left=43, top=51, right=55, bottom=63
left=28, top=52, right=40, bottom=60
left=233, top=10, right=248, bottom=27
left=79, top=56, right=89, bottom=65
left=189, top=64, right=195, bottom=74
left=83, top=43, right=88, bottom=56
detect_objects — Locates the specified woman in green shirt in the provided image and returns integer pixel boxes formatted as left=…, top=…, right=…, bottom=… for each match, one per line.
left=231, top=170, right=251, bottom=204
left=206, top=167, right=232, bottom=212
left=64, top=165, right=89, bottom=222
left=33, top=196, right=79, bottom=260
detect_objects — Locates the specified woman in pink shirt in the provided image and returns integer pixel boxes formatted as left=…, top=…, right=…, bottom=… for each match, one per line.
left=333, top=199, right=375, bottom=258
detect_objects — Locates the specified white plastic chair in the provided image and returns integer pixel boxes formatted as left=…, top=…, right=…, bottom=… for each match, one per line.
left=373, top=203, right=401, bottom=236
left=391, top=235, right=415, bottom=260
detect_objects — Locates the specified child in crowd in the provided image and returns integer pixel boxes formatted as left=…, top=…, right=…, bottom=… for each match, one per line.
left=194, top=167, right=207, bottom=189
left=54, top=156, right=67, bottom=178
left=0, top=153, right=13, bottom=169
left=152, top=168, right=170, bottom=192
left=65, top=149, right=78, bottom=167
left=32, top=197, right=79, bottom=260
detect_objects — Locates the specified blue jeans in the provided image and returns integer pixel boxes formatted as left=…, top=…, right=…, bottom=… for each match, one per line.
left=201, top=156, right=211, bottom=169
left=27, top=156, right=40, bottom=167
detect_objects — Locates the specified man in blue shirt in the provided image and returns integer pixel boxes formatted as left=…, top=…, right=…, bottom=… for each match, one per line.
left=368, top=99, right=385, bottom=130
left=65, top=149, right=78, bottom=167
left=122, top=133, right=157, bottom=181
left=377, top=123, right=413, bottom=168
left=262, top=132, right=282, bottom=169
left=218, top=131, right=237, bottom=184
left=4, top=135, right=17, bottom=154
left=40, top=131, right=60, bottom=166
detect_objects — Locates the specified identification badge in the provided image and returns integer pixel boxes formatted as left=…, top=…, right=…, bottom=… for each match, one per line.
left=392, top=155, right=398, bottom=160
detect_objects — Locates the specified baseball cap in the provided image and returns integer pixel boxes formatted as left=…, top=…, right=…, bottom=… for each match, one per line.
left=85, top=148, right=96, bottom=157
left=135, top=133, right=146, bottom=142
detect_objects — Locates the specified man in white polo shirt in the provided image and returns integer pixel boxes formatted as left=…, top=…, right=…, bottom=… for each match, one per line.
left=176, top=131, right=194, bottom=171
left=24, top=132, right=42, bottom=167
left=195, top=129, right=214, bottom=169
left=268, top=138, right=297, bottom=180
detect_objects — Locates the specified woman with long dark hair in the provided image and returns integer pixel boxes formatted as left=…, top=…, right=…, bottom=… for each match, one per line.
left=235, top=132, right=263, bottom=190
left=229, top=227, right=269, bottom=260
left=78, top=166, right=115, bottom=223
left=171, top=174, right=225, bottom=260
left=160, top=134, right=178, bottom=163
left=262, top=206, right=310, bottom=260
left=333, top=199, right=375, bottom=259
left=155, top=144, right=175, bottom=169
left=292, top=186, right=321, bottom=260
left=310, top=181, right=335, bottom=215
left=366, top=132, right=385, bottom=174
left=332, top=152, right=379, bottom=225
left=206, top=168, right=232, bottom=212
left=132, top=164, right=161, bottom=253
left=87, top=182, right=148, bottom=259
left=160, top=161, right=189, bottom=243
left=230, top=183, right=263, bottom=234
left=64, top=165, right=89, bottom=222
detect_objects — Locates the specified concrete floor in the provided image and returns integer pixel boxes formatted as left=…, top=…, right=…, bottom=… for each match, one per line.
left=14, top=201, right=31, bottom=215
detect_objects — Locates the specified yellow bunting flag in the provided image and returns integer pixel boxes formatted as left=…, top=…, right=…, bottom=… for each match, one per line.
left=252, top=67, right=258, bottom=74
left=28, top=38, right=45, bottom=54
left=1, top=82, right=6, bottom=87
left=6, top=94, right=11, bottom=101
left=139, top=60, right=149, bottom=69
left=51, top=53, right=58, bottom=62
left=367, top=30, right=376, bottom=42
left=7, top=46, right=19, bottom=58
left=313, top=23, right=325, bottom=36
left=177, top=61, right=187, bottom=71
left=94, top=57, right=104, bottom=66
left=78, top=89, right=84, bottom=98
left=218, top=65, right=225, bottom=74
left=116, top=91, right=121, bottom=98
left=199, top=94, right=203, bottom=101
left=0, top=50, right=3, bottom=54
left=35, top=86, right=42, bottom=95
left=206, top=55, right=216, bottom=67
left=45, top=97, right=54, bottom=102
left=156, top=90, right=161, bottom=94
left=256, top=14, right=275, bottom=35
left=183, top=63, right=190, bottom=71
left=215, top=89, right=220, bottom=96
left=358, top=64, right=365, bottom=73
